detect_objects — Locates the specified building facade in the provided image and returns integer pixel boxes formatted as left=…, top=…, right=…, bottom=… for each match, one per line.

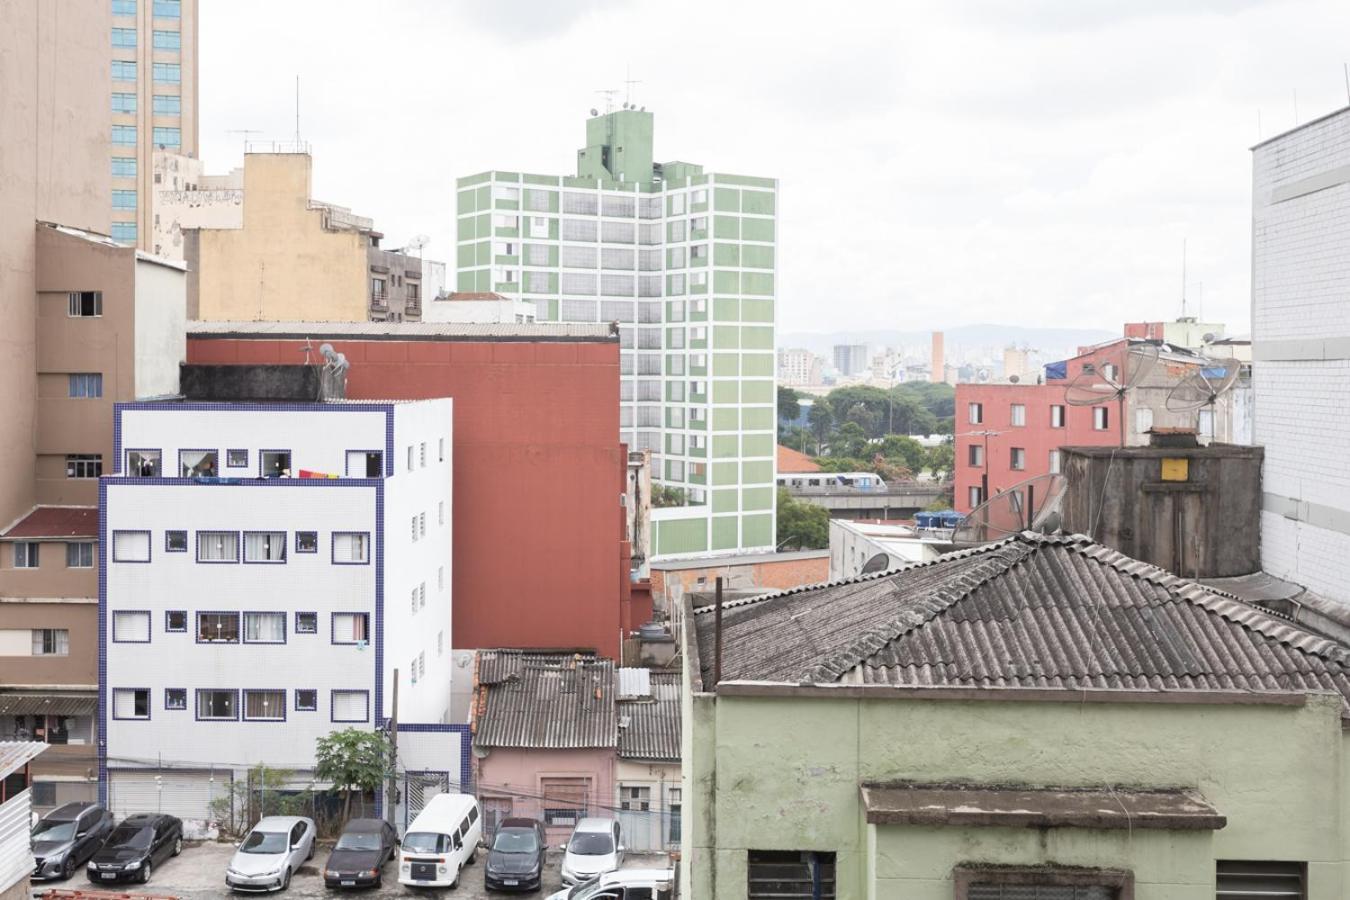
left=101, top=399, right=452, bottom=827
left=109, top=0, right=199, bottom=248
left=422, top=292, right=537, bottom=324
left=149, top=151, right=242, bottom=260
left=832, top=344, right=868, bottom=377
left=367, top=245, right=424, bottom=323
left=776, top=348, right=821, bottom=387
left=455, top=109, right=778, bottom=559
left=1251, top=106, right=1350, bottom=605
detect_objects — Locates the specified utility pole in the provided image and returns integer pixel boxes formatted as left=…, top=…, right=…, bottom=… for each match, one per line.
left=387, top=669, right=399, bottom=827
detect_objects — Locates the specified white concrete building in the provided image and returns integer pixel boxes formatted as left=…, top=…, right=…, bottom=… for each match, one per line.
left=422, top=291, right=536, bottom=324
left=777, top=348, right=821, bottom=387
left=1251, top=105, right=1350, bottom=605
left=828, top=519, right=945, bottom=581
left=100, top=399, right=452, bottom=827
left=149, top=151, right=243, bottom=261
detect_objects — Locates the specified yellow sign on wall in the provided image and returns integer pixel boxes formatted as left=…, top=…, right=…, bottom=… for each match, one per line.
left=1161, top=458, right=1189, bottom=482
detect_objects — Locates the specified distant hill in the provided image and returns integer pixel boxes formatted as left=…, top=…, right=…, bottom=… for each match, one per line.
left=780, top=324, right=1117, bottom=358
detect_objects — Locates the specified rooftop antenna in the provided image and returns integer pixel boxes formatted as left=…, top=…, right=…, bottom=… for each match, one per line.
left=226, top=128, right=261, bottom=155
left=595, top=89, right=618, bottom=114
left=951, top=472, right=1069, bottom=546
left=1064, top=342, right=1162, bottom=448
left=1165, top=358, right=1242, bottom=418
left=623, top=64, right=643, bottom=108
left=1180, top=238, right=1187, bottom=319
left=1344, top=63, right=1350, bottom=105
left=295, top=75, right=301, bottom=144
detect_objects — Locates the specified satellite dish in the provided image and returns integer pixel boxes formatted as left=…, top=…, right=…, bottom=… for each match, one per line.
left=859, top=553, right=892, bottom=576
left=1008, top=374, right=1020, bottom=384
left=590, top=108, right=599, bottom=116
left=1166, top=358, right=1242, bottom=412
left=1063, top=343, right=1161, bottom=445
left=951, top=472, right=1068, bottom=546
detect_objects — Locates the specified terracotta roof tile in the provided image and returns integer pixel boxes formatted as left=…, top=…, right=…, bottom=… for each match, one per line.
left=776, top=445, right=821, bottom=473
left=2, top=507, right=98, bottom=540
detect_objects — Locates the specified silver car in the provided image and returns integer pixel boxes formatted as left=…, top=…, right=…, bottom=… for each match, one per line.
left=225, top=816, right=315, bottom=892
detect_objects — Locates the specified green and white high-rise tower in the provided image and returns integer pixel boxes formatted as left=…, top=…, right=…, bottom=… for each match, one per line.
left=455, top=109, right=777, bottom=558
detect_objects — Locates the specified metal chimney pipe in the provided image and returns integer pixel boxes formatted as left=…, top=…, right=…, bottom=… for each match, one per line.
left=713, top=576, right=724, bottom=688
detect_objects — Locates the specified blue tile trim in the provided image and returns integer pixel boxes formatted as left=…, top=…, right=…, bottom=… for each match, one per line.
left=378, top=723, right=473, bottom=793
left=241, top=611, right=287, bottom=645
left=110, top=609, right=152, bottom=643
left=165, top=688, right=187, bottom=710
left=241, top=689, right=287, bottom=722
left=110, top=530, right=152, bottom=563
left=331, top=689, right=370, bottom=723
left=241, top=530, right=288, bottom=564
left=195, top=530, right=240, bottom=564
left=295, top=531, right=318, bottom=554
left=194, top=688, right=240, bottom=722
left=225, top=448, right=249, bottom=469
left=294, top=611, right=318, bottom=634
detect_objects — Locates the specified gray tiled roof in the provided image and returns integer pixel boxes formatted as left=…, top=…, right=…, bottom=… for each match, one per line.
left=473, top=651, right=616, bottom=749
left=618, top=672, right=680, bottom=761
left=694, top=533, right=1350, bottom=710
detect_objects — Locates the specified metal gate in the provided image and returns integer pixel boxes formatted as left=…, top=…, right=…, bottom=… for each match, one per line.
left=399, top=771, right=449, bottom=832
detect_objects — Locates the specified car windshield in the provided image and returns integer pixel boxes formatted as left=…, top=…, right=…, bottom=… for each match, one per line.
left=491, top=829, right=538, bottom=854
left=568, top=832, right=614, bottom=855
left=240, top=830, right=288, bottom=854
left=108, top=826, right=153, bottom=850
left=401, top=831, right=451, bottom=854
left=335, top=832, right=381, bottom=851
left=32, top=820, right=77, bottom=843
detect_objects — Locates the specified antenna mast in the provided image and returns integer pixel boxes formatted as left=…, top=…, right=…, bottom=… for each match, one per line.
left=623, top=64, right=643, bottom=107
left=1180, top=238, right=1187, bottom=319
left=295, top=75, right=301, bottom=144
left=226, top=128, right=261, bottom=155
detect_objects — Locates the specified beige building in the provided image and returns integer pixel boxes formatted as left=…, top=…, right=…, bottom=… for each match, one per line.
left=187, top=151, right=414, bottom=322
left=150, top=151, right=242, bottom=260
left=110, top=0, right=199, bottom=248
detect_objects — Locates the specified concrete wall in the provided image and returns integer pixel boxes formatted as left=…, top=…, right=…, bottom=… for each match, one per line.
left=687, top=688, right=1349, bottom=900
left=133, top=256, right=187, bottom=398
left=0, top=542, right=97, bottom=603
left=150, top=152, right=242, bottom=260
left=651, top=553, right=829, bottom=612
left=0, top=0, right=112, bottom=525
left=194, top=154, right=369, bottom=322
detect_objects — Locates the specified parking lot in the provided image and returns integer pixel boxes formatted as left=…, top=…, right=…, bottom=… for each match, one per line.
left=32, top=841, right=672, bottom=899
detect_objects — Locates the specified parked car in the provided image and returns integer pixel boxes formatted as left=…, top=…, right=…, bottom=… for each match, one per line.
left=32, top=801, right=115, bottom=881
left=85, top=813, right=182, bottom=885
left=397, top=793, right=482, bottom=889
left=544, top=867, right=675, bottom=900
left=484, top=817, right=546, bottom=892
left=558, top=818, right=624, bottom=887
left=225, top=815, right=316, bottom=892
left=323, top=818, right=398, bottom=889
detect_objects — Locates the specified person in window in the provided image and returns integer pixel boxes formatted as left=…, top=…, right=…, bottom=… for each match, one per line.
left=139, top=458, right=156, bottom=477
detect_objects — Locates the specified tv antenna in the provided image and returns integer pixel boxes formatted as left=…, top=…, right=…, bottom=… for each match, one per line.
left=226, top=128, right=262, bottom=154
left=951, top=472, right=1068, bottom=546
left=595, top=89, right=618, bottom=114
left=1063, top=343, right=1161, bottom=447
left=1165, top=358, right=1242, bottom=414
left=623, top=65, right=643, bottom=108
left=402, top=234, right=430, bottom=260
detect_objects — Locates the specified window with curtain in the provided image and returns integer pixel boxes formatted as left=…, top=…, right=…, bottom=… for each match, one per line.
left=197, top=690, right=235, bottom=720
left=244, top=532, right=286, bottom=562
left=332, top=690, right=368, bottom=722
left=111, top=531, right=150, bottom=563
left=602, top=195, right=635, bottom=217
left=332, top=613, right=369, bottom=644
left=180, top=450, right=218, bottom=477
left=562, top=245, right=597, bottom=268
left=333, top=532, right=368, bottom=563
left=243, top=613, right=285, bottom=644
left=112, top=611, right=150, bottom=642
left=601, top=221, right=635, bottom=244
left=197, top=530, right=238, bottom=562
left=32, top=629, right=69, bottom=656
left=113, top=689, right=149, bottom=719
left=562, top=192, right=597, bottom=215
left=243, top=690, right=285, bottom=721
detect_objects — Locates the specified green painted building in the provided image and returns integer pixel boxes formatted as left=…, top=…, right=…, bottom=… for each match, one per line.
left=455, top=110, right=777, bottom=558
left=682, top=532, right=1350, bottom=899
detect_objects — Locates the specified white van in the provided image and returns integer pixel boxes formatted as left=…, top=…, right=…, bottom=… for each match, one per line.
left=397, top=793, right=482, bottom=889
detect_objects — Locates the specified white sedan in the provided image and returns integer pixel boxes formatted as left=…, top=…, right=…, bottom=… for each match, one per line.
left=225, top=816, right=316, bottom=892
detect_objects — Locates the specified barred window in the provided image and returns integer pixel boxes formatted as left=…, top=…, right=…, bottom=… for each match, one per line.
left=601, top=221, right=635, bottom=243
left=637, top=406, right=661, bottom=426
left=524, top=243, right=551, bottom=265
left=638, top=381, right=662, bottom=401
left=600, top=300, right=635, bottom=322
left=639, top=223, right=663, bottom=245
left=619, top=354, right=634, bottom=375
left=562, top=218, right=597, bottom=242
left=525, top=271, right=551, bottom=293
left=635, top=431, right=660, bottom=451
left=602, top=195, right=635, bottom=217
left=560, top=298, right=596, bottom=320
left=562, top=245, right=598, bottom=268
left=601, top=274, right=635, bottom=297
left=524, top=189, right=553, bottom=211
left=637, top=328, right=663, bottom=349
left=638, top=301, right=663, bottom=323
left=638, top=275, right=663, bottom=297
left=638, top=197, right=663, bottom=219
left=561, top=273, right=597, bottom=295
left=563, top=192, right=597, bottom=215
left=639, top=248, right=663, bottom=271
left=602, top=247, right=635, bottom=270
left=637, top=354, right=662, bottom=375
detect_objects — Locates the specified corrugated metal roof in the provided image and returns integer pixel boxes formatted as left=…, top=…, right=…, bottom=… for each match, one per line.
left=617, top=672, right=680, bottom=761
left=473, top=651, right=616, bottom=749
left=695, top=533, right=1350, bottom=711
left=0, top=693, right=96, bottom=717
left=0, top=742, right=46, bottom=781
left=1, top=506, right=98, bottom=540
left=187, top=320, right=617, bottom=342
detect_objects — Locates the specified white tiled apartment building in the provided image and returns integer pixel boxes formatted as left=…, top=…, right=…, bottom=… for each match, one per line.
left=100, top=399, right=452, bottom=825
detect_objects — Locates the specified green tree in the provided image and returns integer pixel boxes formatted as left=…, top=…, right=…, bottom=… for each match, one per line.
left=925, top=443, right=955, bottom=481
left=776, top=488, right=829, bottom=550
left=807, top=402, right=834, bottom=448
left=314, top=728, right=389, bottom=822
left=827, top=422, right=870, bottom=459
left=651, top=485, right=688, bottom=508
left=777, top=385, right=802, bottom=423
left=878, top=435, right=926, bottom=472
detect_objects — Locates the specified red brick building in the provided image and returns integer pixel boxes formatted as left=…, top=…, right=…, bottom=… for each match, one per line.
left=187, top=322, right=629, bottom=657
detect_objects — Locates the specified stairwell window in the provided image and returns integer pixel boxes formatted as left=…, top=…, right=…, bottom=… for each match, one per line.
left=68, top=292, right=102, bottom=317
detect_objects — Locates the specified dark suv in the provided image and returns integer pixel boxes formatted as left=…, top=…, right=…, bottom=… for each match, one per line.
left=32, top=801, right=115, bottom=881
left=86, top=813, right=182, bottom=885
left=484, top=818, right=547, bottom=892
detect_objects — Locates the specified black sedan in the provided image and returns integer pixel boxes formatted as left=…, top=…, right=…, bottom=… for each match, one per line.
left=484, top=818, right=547, bottom=892
left=32, top=801, right=115, bottom=881
left=86, top=813, right=182, bottom=885
left=323, top=818, right=398, bottom=889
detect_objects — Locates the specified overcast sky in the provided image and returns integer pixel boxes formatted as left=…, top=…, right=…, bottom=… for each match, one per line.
left=200, top=0, right=1350, bottom=336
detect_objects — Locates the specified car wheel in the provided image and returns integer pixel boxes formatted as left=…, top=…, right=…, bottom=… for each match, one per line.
left=172, top=837, right=183, bottom=857
left=140, top=860, right=152, bottom=884
left=306, top=841, right=314, bottom=861
left=450, top=865, right=460, bottom=888
left=281, top=868, right=291, bottom=890
left=468, top=848, right=477, bottom=865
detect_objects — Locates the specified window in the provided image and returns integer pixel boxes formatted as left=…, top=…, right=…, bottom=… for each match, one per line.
left=295, top=689, right=318, bottom=712
left=620, top=785, right=651, bottom=811
left=1010, top=404, right=1026, bottom=426
left=180, top=449, right=218, bottom=477
left=67, top=291, right=103, bottom=317
left=529, top=216, right=549, bottom=238
left=418, top=651, right=426, bottom=680
left=112, top=189, right=137, bottom=209
left=66, top=542, right=94, bottom=568
left=112, top=0, right=136, bottom=15
left=437, top=631, right=444, bottom=655
left=110, top=156, right=137, bottom=180
left=12, top=542, right=39, bottom=568
left=438, top=438, right=445, bottom=462
left=419, top=442, right=427, bottom=467
left=112, top=27, right=137, bottom=47
left=197, top=689, right=237, bottom=721
left=1135, top=408, right=1154, bottom=435
left=127, top=450, right=160, bottom=476
left=296, top=532, right=318, bottom=553
left=197, top=530, right=238, bottom=562
left=112, top=531, right=150, bottom=562
left=410, top=656, right=418, bottom=685
left=244, top=532, right=286, bottom=563
left=411, top=516, right=418, bottom=542
left=153, top=29, right=180, bottom=49
left=1214, top=862, right=1304, bottom=900
left=1049, top=449, right=1062, bottom=475
left=113, top=688, right=149, bottom=720
left=540, top=777, right=590, bottom=827
left=333, top=532, right=369, bottom=564
left=419, top=513, right=426, bottom=537
left=111, top=60, right=137, bottom=82
left=165, top=688, right=187, bottom=711
left=112, top=124, right=137, bottom=146
left=260, top=450, right=290, bottom=478
left=1010, top=447, right=1026, bottom=470
left=968, top=402, right=983, bottom=424
left=748, top=851, right=836, bottom=900
left=332, top=690, right=369, bottom=722
left=493, top=213, right=518, bottom=229
left=32, top=629, right=69, bottom=656
left=153, top=0, right=180, bottom=16
left=1093, top=407, right=1110, bottom=431
left=411, top=587, right=418, bottom=614
left=295, top=612, right=317, bottom=634
left=165, top=530, right=187, bottom=552
left=1050, top=404, right=1066, bottom=428
left=225, top=449, right=248, bottom=468
left=969, top=486, right=985, bottom=508
left=968, top=445, right=984, bottom=467
left=406, top=446, right=413, bottom=470
left=66, top=454, right=101, bottom=478
left=347, top=450, right=383, bottom=477
left=112, top=611, right=150, bottom=643
left=372, top=277, right=387, bottom=299
left=243, top=612, right=285, bottom=644
left=111, top=92, right=136, bottom=113
left=68, top=374, right=102, bottom=398
left=197, top=612, right=239, bottom=643
left=958, top=866, right=1131, bottom=900
left=243, top=690, right=285, bottom=721
left=438, top=566, right=444, bottom=590
left=438, top=501, right=445, bottom=525
left=152, top=127, right=181, bottom=147
left=152, top=62, right=181, bottom=83
left=165, top=610, right=187, bottom=632
left=332, top=613, right=370, bottom=644
left=152, top=94, right=181, bottom=114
